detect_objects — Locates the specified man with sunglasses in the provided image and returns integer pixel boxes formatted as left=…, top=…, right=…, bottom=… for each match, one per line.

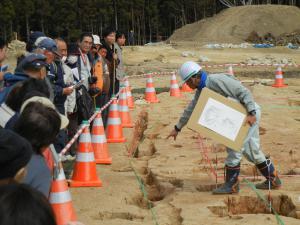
left=167, top=61, right=281, bottom=194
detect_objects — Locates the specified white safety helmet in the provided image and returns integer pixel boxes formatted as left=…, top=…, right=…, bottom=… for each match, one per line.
left=92, top=34, right=101, bottom=45
left=179, top=61, right=202, bottom=83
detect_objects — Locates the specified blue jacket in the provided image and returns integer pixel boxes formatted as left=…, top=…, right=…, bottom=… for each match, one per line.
left=0, top=72, right=29, bottom=104
left=23, top=154, right=51, bottom=197
left=48, top=61, right=67, bottom=114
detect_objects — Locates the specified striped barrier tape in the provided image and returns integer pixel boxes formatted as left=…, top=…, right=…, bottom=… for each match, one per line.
left=128, top=62, right=300, bottom=80
left=59, top=87, right=124, bottom=157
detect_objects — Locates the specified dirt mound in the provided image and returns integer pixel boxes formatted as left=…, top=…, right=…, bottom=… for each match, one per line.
left=169, top=5, right=300, bottom=44
left=7, top=40, right=26, bottom=57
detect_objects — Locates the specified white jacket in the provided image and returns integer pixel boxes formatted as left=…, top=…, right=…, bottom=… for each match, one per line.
left=63, top=63, right=76, bottom=114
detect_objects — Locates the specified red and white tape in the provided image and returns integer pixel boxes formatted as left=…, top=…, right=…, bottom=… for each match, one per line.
left=202, top=63, right=299, bottom=68
left=128, top=62, right=300, bottom=80
left=59, top=88, right=124, bottom=157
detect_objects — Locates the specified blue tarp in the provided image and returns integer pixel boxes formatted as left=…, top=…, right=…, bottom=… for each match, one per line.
left=253, top=44, right=274, bottom=48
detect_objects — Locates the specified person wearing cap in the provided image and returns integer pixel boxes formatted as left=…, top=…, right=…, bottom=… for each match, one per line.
left=26, top=31, right=46, bottom=52
left=2, top=78, right=51, bottom=130
left=14, top=97, right=68, bottom=197
left=0, top=128, right=33, bottom=185
left=0, top=53, right=49, bottom=105
left=91, top=34, right=102, bottom=57
left=34, top=37, right=68, bottom=109
left=34, top=37, right=61, bottom=64
left=167, top=61, right=282, bottom=194
left=90, top=40, right=111, bottom=126
left=91, top=35, right=105, bottom=98
left=34, top=37, right=71, bottom=153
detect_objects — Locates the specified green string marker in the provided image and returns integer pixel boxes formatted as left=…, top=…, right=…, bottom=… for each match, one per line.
left=243, top=179, right=285, bottom=225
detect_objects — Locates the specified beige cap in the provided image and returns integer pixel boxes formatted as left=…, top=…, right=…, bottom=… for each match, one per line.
left=20, top=96, right=69, bottom=129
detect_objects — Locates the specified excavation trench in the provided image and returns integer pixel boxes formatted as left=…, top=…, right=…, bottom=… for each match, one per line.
left=127, top=110, right=175, bottom=207
left=208, top=195, right=299, bottom=219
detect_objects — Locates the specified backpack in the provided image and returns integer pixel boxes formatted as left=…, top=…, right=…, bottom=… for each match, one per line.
left=76, top=85, right=94, bottom=123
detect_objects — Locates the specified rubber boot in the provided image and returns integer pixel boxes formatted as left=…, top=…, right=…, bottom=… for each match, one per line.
left=212, top=164, right=240, bottom=195
left=255, top=160, right=282, bottom=190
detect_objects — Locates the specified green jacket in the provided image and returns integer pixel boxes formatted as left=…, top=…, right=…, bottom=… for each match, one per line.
left=176, top=73, right=256, bottom=130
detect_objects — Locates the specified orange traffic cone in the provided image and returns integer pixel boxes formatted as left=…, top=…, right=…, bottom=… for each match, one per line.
left=144, top=74, right=159, bottom=103
left=170, top=73, right=182, bottom=97
left=272, top=67, right=287, bottom=88
left=181, top=83, right=193, bottom=92
left=118, top=88, right=133, bottom=128
left=228, top=65, right=234, bottom=76
left=91, top=111, right=112, bottom=164
left=124, top=78, right=135, bottom=109
left=69, top=121, right=102, bottom=187
left=49, top=168, right=77, bottom=225
left=106, top=98, right=126, bottom=143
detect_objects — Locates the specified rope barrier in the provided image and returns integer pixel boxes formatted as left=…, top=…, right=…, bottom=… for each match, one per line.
left=128, top=62, right=300, bottom=80
left=201, top=63, right=299, bottom=68
left=59, top=88, right=124, bottom=157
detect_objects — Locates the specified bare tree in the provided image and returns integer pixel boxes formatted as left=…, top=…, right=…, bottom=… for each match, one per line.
left=219, top=0, right=254, bottom=7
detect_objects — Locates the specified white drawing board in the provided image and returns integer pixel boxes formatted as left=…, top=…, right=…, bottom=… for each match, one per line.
left=187, top=88, right=250, bottom=151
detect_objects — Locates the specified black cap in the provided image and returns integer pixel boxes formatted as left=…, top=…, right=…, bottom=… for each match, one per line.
left=27, top=31, right=46, bottom=52
left=0, top=128, right=33, bottom=180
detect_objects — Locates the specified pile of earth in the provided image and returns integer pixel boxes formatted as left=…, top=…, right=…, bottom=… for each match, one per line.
left=246, top=30, right=300, bottom=46
left=169, top=5, right=300, bottom=44
left=7, top=40, right=26, bottom=58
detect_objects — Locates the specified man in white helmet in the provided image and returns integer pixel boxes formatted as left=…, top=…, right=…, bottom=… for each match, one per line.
left=167, top=61, right=281, bottom=194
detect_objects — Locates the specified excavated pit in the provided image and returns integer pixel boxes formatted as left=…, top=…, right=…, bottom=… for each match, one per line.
left=288, top=98, right=300, bottom=106
left=209, top=195, right=298, bottom=219
left=97, top=211, right=145, bottom=221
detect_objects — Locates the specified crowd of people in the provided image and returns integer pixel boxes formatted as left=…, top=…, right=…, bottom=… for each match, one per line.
left=0, top=28, right=126, bottom=224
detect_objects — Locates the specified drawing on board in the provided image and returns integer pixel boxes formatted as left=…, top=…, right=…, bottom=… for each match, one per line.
left=198, top=97, right=246, bottom=141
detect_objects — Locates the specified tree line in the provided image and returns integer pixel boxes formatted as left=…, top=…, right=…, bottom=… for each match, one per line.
left=0, top=0, right=299, bottom=44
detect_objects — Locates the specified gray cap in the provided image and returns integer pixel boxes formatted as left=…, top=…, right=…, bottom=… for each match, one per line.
left=35, top=37, right=60, bottom=56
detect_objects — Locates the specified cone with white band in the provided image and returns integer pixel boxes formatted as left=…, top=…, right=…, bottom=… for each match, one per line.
left=69, top=121, right=102, bottom=187
left=118, top=87, right=133, bottom=128
left=228, top=65, right=234, bottom=76
left=272, top=66, right=287, bottom=88
left=170, top=73, right=182, bottom=97
left=144, top=74, right=159, bottom=103
left=106, top=98, right=126, bottom=143
left=124, top=78, right=135, bottom=109
left=92, top=111, right=112, bottom=164
left=49, top=168, right=77, bottom=225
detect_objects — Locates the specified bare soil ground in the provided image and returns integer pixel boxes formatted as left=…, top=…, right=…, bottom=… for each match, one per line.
left=71, top=44, right=300, bottom=225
